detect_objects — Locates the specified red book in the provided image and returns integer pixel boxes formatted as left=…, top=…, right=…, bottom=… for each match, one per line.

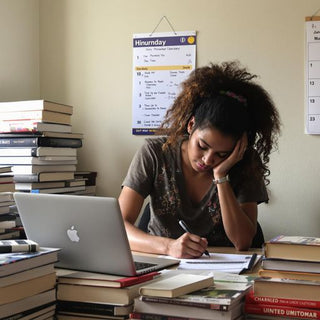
left=56, top=269, right=160, bottom=288
left=245, top=302, right=320, bottom=319
left=246, top=289, right=320, bottom=309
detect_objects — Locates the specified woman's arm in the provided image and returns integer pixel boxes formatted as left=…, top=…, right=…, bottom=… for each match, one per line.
left=119, top=186, right=208, bottom=258
left=213, top=134, right=258, bottom=250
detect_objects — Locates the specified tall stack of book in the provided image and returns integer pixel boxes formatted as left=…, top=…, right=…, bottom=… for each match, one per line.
left=0, top=166, right=19, bottom=239
left=0, top=244, right=59, bottom=319
left=0, top=100, right=85, bottom=194
left=245, top=235, right=320, bottom=320
left=55, top=268, right=161, bottom=319
left=130, top=271, right=251, bottom=320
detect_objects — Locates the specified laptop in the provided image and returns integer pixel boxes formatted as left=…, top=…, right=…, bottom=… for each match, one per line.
left=13, top=192, right=179, bottom=276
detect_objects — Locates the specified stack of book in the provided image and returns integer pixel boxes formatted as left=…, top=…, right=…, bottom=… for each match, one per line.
left=55, top=268, right=161, bottom=319
left=245, top=235, right=320, bottom=319
left=0, top=166, right=19, bottom=240
left=130, top=271, right=250, bottom=320
left=72, top=171, right=97, bottom=196
left=0, top=243, right=60, bottom=319
left=0, top=99, right=85, bottom=194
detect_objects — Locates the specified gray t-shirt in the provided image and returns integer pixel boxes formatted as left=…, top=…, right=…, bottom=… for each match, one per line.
left=122, top=137, right=268, bottom=246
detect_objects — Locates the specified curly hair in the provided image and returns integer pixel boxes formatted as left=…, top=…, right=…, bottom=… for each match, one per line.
left=158, top=61, right=281, bottom=184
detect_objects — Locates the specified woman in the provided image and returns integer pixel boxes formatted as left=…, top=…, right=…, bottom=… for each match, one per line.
left=119, top=61, right=281, bottom=258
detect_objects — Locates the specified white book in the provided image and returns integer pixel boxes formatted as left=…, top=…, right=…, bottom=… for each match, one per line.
left=0, top=100, right=73, bottom=114
left=0, top=156, right=77, bottom=165
left=0, top=147, right=77, bottom=157
left=0, top=121, right=72, bottom=133
left=12, top=164, right=76, bottom=174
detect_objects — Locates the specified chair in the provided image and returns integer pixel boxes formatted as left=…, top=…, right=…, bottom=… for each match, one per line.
left=138, top=203, right=265, bottom=248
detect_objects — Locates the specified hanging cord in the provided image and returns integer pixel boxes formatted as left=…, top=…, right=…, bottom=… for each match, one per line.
left=311, top=7, right=320, bottom=20
left=150, top=15, right=177, bottom=36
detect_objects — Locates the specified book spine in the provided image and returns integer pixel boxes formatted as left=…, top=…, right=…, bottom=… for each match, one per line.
left=0, top=137, right=38, bottom=147
left=0, top=240, right=39, bottom=253
left=0, top=137, right=82, bottom=148
left=130, top=312, right=193, bottom=320
left=140, top=296, right=231, bottom=311
left=13, top=174, right=40, bottom=182
left=245, top=303, right=320, bottom=319
left=246, top=290, right=320, bottom=309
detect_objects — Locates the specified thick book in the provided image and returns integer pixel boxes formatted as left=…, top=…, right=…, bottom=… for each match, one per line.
left=0, top=220, right=16, bottom=229
left=258, top=268, right=320, bottom=281
left=264, top=235, right=320, bottom=262
left=0, top=288, right=56, bottom=319
left=0, top=272, right=56, bottom=304
left=139, top=274, right=214, bottom=298
left=0, top=136, right=82, bottom=148
left=12, top=164, right=76, bottom=174
left=261, top=257, right=320, bottom=273
left=0, top=147, right=77, bottom=157
left=15, top=180, right=65, bottom=190
left=0, top=183, right=15, bottom=193
left=245, top=289, right=320, bottom=310
left=0, top=156, right=77, bottom=165
left=245, top=302, right=320, bottom=320
left=0, top=165, right=12, bottom=173
left=56, top=268, right=160, bottom=288
left=0, top=239, right=39, bottom=253
left=0, top=263, right=55, bottom=287
left=253, top=277, right=320, bottom=301
left=0, top=131, right=83, bottom=139
left=57, top=280, right=155, bottom=305
left=13, top=171, right=75, bottom=182
left=0, top=230, right=20, bottom=240
left=57, top=300, right=133, bottom=317
left=30, top=185, right=85, bottom=194
left=10, top=304, right=56, bottom=320
left=0, top=99, right=73, bottom=114
left=0, top=110, right=71, bottom=125
left=0, top=120, right=72, bottom=133
left=0, top=247, right=60, bottom=277
left=132, top=298, right=243, bottom=320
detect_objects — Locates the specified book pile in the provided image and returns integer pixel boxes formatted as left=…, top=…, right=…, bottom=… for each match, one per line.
left=130, top=271, right=251, bottom=320
left=245, top=235, right=320, bottom=319
left=0, top=100, right=85, bottom=194
left=0, top=165, right=20, bottom=239
left=0, top=244, right=60, bottom=319
left=55, top=268, right=161, bottom=319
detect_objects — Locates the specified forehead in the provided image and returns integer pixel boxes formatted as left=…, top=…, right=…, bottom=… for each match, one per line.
left=195, top=127, right=236, bottom=150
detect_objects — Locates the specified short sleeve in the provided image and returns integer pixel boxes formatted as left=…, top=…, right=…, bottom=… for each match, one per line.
left=122, top=138, right=162, bottom=199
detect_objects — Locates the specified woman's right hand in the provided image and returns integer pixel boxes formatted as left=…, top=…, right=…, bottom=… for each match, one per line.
left=166, top=232, right=208, bottom=259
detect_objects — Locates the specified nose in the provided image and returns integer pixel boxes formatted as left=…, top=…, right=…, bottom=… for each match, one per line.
left=202, top=152, right=215, bottom=166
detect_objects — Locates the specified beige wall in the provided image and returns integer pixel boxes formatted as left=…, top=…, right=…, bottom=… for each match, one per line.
left=0, top=0, right=39, bottom=101
left=2, top=0, right=320, bottom=241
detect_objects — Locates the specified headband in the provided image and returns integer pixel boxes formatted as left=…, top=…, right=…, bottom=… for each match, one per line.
left=219, top=90, right=247, bottom=107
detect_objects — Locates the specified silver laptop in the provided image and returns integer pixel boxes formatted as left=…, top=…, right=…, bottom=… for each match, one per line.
left=13, top=193, right=179, bottom=276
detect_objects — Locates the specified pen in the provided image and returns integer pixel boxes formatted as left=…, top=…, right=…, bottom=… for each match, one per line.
left=178, top=220, right=210, bottom=257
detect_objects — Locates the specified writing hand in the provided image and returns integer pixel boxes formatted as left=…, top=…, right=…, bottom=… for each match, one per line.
left=167, top=233, right=209, bottom=259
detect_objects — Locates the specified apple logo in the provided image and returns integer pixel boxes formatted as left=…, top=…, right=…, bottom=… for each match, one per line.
left=67, top=225, right=80, bottom=242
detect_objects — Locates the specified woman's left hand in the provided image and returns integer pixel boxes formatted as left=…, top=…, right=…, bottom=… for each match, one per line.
left=213, top=133, right=248, bottom=178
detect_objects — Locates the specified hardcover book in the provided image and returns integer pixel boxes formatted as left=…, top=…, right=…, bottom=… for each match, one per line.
left=13, top=171, right=75, bottom=182
left=245, top=302, right=320, bottom=319
left=0, top=136, right=82, bottom=148
left=258, top=268, right=320, bottom=281
left=0, top=147, right=77, bottom=157
left=0, top=99, right=73, bottom=114
left=0, top=247, right=60, bottom=277
left=264, top=235, right=320, bottom=262
left=56, top=268, right=160, bottom=288
left=0, top=288, right=56, bottom=319
left=0, top=239, right=39, bottom=253
left=246, top=289, right=320, bottom=310
left=253, top=277, right=320, bottom=301
left=139, top=274, right=214, bottom=298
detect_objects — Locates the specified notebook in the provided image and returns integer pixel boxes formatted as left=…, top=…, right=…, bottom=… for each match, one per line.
left=13, top=193, right=179, bottom=276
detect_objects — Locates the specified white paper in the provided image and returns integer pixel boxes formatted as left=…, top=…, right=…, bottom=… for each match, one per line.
left=177, top=253, right=260, bottom=274
left=132, top=31, right=196, bottom=135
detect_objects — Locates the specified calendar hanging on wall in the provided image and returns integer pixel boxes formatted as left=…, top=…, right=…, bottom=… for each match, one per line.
left=305, top=17, right=320, bottom=134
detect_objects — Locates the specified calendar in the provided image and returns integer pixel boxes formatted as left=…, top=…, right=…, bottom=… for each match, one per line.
left=132, top=31, right=196, bottom=135
left=305, top=19, right=320, bottom=134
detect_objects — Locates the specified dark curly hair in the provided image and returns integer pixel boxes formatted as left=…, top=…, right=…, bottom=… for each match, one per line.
left=158, top=61, right=281, bottom=184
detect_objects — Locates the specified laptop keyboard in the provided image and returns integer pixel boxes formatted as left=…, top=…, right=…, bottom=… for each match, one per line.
left=134, top=261, right=157, bottom=270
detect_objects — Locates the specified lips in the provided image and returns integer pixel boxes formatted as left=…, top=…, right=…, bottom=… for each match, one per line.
left=196, top=162, right=209, bottom=171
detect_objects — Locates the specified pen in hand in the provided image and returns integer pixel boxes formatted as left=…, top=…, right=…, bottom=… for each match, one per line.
left=178, top=220, right=210, bottom=257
